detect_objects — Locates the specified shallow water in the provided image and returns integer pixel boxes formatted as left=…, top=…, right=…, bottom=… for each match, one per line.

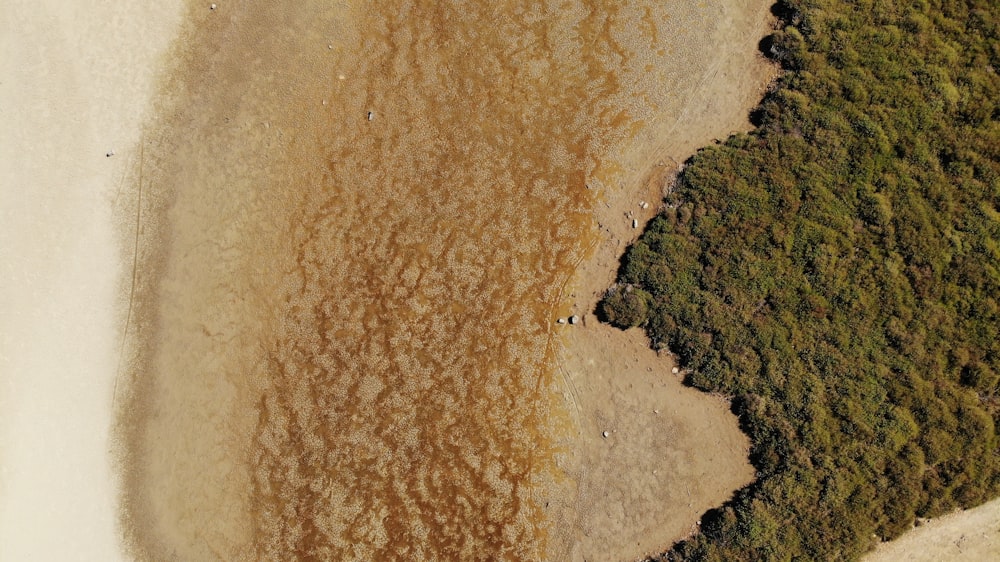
left=120, top=1, right=724, bottom=559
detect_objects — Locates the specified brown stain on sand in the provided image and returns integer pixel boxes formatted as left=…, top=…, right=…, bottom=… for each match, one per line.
left=115, top=1, right=771, bottom=560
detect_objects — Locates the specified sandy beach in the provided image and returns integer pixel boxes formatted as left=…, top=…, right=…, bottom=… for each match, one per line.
left=0, top=1, right=181, bottom=560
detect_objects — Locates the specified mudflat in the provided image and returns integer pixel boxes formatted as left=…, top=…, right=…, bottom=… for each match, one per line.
left=111, top=1, right=776, bottom=560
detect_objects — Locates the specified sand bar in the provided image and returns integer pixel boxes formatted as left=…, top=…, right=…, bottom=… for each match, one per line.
left=0, top=1, right=181, bottom=560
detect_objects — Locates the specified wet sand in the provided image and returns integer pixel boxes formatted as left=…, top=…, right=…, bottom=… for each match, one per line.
left=117, top=1, right=779, bottom=560
left=0, top=1, right=182, bottom=560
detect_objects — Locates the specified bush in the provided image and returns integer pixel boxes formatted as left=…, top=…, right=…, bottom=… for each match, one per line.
left=599, top=285, right=652, bottom=328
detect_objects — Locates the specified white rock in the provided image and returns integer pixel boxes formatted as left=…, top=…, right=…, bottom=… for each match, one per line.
left=210, top=3, right=216, bottom=9
left=671, top=366, right=679, bottom=374
left=632, top=219, right=638, bottom=228
left=367, top=111, right=374, bottom=121
left=602, top=431, right=609, bottom=438
left=568, top=315, right=579, bottom=325
left=556, top=318, right=566, bottom=324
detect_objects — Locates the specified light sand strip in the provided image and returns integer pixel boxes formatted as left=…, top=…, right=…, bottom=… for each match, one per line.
left=863, top=499, right=1000, bottom=562
left=0, top=1, right=181, bottom=560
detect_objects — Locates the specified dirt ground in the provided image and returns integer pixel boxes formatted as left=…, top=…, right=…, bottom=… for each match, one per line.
left=862, top=499, right=1000, bottom=562
left=550, top=324, right=754, bottom=561
left=552, top=0, right=779, bottom=559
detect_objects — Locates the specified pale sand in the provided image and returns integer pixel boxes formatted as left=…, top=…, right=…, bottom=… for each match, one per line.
left=0, top=1, right=181, bottom=560
left=862, top=498, right=1000, bottom=562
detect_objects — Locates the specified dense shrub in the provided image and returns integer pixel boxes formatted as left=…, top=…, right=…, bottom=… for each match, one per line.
left=603, top=0, right=1000, bottom=559
left=600, top=285, right=652, bottom=328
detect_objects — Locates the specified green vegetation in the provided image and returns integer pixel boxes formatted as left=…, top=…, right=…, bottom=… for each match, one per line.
left=601, top=0, right=1000, bottom=559
left=600, top=285, right=653, bottom=328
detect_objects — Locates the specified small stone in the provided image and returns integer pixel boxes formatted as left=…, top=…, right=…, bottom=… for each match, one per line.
left=568, top=315, right=579, bottom=325
left=632, top=219, right=638, bottom=229
left=210, top=3, right=216, bottom=9
left=641, top=202, right=649, bottom=209
left=602, top=431, right=609, bottom=438
left=556, top=318, right=566, bottom=324
left=671, top=366, right=679, bottom=374
left=105, top=150, right=114, bottom=158
left=367, top=111, right=374, bottom=121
